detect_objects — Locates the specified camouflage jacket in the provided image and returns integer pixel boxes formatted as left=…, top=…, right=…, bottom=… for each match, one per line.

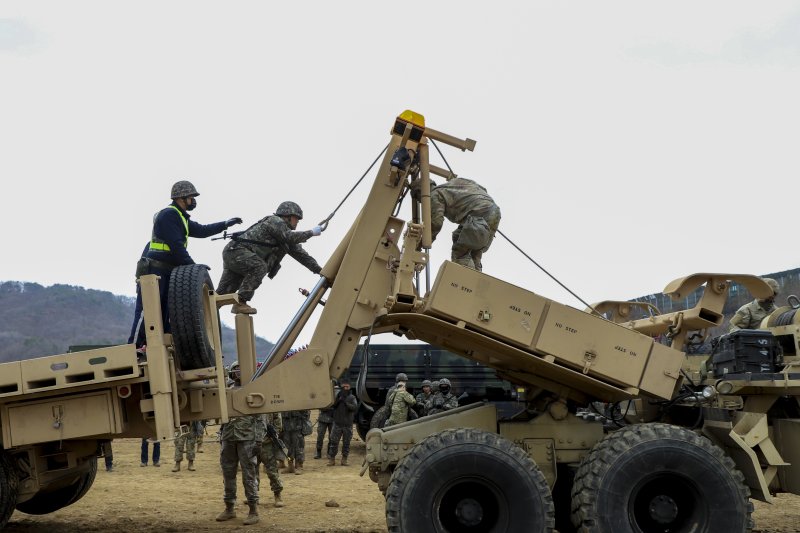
left=728, top=299, right=776, bottom=332
left=281, top=410, right=311, bottom=433
left=414, top=391, right=431, bottom=414
left=386, top=389, right=415, bottom=425
left=426, top=391, right=458, bottom=415
left=429, top=178, right=498, bottom=241
left=219, top=414, right=265, bottom=442
left=262, top=412, right=282, bottom=443
left=223, top=214, right=321, bottom=275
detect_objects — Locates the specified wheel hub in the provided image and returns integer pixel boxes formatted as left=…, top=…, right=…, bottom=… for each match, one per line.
left=454, top=497, right=484, bottom=527
left=649, top=494, right=679, bottom=524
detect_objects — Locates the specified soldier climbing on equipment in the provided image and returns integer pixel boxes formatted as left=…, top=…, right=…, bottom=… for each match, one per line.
left=728, top=277, right=780, bottom=331
left=216, top=201, right=324, bottom=315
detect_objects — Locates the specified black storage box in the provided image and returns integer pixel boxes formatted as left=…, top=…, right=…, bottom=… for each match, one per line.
left=711, top=330, right=783, bottom=378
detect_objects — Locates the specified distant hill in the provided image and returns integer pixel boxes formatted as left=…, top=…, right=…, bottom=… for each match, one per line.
left=0, top=281, right=273, bottom=363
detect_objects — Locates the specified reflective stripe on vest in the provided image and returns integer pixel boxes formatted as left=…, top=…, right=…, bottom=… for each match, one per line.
left=149, top=205, right=188, bottom=252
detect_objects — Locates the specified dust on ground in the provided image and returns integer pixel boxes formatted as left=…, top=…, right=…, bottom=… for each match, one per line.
left=5, top=427, right=800, bottom=533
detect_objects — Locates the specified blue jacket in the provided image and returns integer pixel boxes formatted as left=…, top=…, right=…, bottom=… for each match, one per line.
left=146, top=202, right=227, bottom=266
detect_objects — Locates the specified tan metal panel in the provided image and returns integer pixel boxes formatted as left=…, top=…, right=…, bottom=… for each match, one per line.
left=20, top=345, right=138, bottom=393
left=774, top=419, right=800, bottom=495
left=639, top=341, right=684, bottom=400
left=425, top=262, right=548, bottom=347
left=535, top=302, right=653, bottom=388
left=0, top=361, right=22, bottom=397
left=5, top=391, right=116, bottom=447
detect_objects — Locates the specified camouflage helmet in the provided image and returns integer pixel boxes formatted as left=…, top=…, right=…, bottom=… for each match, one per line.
left=170, top=180, right=200, bottom=199
left=275, top=201, right=303, bottom=219
left=229, top=360, right=241, bottom=381
left=763, top=278, right=780, bottom=296
left=395, top=372, right=409, bottom=383
left=431, top=380, right=441, bottom=389
left=439, top=378, right=451, bottom=387
left=421, top=379, right=432, bottom=387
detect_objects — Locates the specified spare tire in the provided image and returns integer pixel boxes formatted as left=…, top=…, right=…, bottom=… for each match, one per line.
left=169, top=264, right=217, bottom=370
left=370, top=406, right=390, bottom=430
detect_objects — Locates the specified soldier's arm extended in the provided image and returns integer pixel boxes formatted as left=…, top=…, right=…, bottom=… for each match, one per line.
left=187, top=218, right=228, bottom=239
left=728, top=305, right=750, bottom=332
left=430, top=189, right=446, bottom=241
left=267, top=221, right=322, bottom=273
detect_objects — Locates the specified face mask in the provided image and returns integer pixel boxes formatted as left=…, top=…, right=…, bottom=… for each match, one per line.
left=439, top=385, right=450, bottom=394
left=186, top=197, right=197, bottom=211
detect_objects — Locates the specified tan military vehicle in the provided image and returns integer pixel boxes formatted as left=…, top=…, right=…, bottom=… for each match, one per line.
left=1, top=111, right=799, bottom=532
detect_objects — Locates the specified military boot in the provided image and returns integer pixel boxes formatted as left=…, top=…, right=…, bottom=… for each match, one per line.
left=215, top=502, right=236, bottom=521
left=294, top=460, right=303, bottom=475
left=172, top=461, right=181, bottom=472
left=327, top=456, right=336, bottom=466
left=341, top=456, right=348, bottom=466
left=273, top=491, right=285, bottom=508
left=187, top=460, right=195, bottom=471
left=243, top=502, right=259, bottom=525
left=313, top=449, right=322, bottom=459
left=231, top=302, right=257, bottom=315
left=286, top=458, right=295, bottom=474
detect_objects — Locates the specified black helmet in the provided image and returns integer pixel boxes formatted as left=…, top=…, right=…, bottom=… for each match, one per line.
left=275, top=201, right=303, bottom=219
left=395, top=372, right=408, bottom=383
left=170, top=180, right=200, bottom=199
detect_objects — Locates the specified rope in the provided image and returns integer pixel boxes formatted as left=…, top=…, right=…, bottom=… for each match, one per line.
left=317, top=143, right=389, bottom=229
left=429, top=139, right=454, bottom=174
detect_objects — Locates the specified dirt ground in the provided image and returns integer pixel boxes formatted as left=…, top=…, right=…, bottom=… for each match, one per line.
left=5, top=423, right=800, bottom=533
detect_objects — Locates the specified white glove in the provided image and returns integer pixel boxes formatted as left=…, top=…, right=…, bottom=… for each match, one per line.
left=311, top=225, right=323, bottom=236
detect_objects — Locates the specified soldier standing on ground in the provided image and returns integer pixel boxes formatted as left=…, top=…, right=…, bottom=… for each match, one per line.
left=414, top=379, right=433, bottom=417
left=413, top=177, right=501, bottom=272
left=128, top=181, right=242, bottom=348
left=426, top=377, right=459, bottom=415
left=384, top=381, right=416, bottom=427
left=728, top=278, right=780, bottom=332
left=217, top=201, right=324, bottom=315
left=281, top=410, right=311, bottom=475
left=315, top=404, right=334, bottom=460
left=327, top=379, right=358, bottom=466
left=257, top=412, right=286, bottom=508
left=216, top=365, right=264, bottom=526
left=384, top=372, right=409, bottom=409
left=141, top=438, right=160, bottom=467
left=172, top=420, right=202, bottom=472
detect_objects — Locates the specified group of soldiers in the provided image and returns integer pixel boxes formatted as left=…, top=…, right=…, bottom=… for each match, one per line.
left=384, top=372, right=460, bottom=427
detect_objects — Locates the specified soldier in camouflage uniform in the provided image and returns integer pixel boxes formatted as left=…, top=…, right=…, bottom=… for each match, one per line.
left=426, top=377, right=459, bottom=415
left=384, top=372, right=409, bottom=409
left=327, top=379, right=358, bottom=466
left=414, top=379, right=433, bottom=416
left=216, top=366, right=264, bottom=525
left=281, top=410, right=311, bottom=474
left=423, top=177, right=501, bottom=272
left=728, top=278, right=780, bottom=332
left=217, top=201, right=324, bottom=315
left=384, top=381, right=416, bottom=427
left=257, top=412, right=285, bottom=508
left=172, top=420, right=202, bottom=472
left=315, top=405, right=334, bottom=459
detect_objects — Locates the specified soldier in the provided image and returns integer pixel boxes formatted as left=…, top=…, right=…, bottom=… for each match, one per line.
left=217, top=201, right=324, bottom=315
left=384, top=381, right=416, bottom=427
left=315, top=404, right=334, bottom=459
left=195, top=419, right=207, bottom=453
left=257, top=412, right=286, bottom=508
left=216, top=365, right=264, bottom=526
left=281, top=410, right=311, bottom=474
left=140, top=438, right=160, bottom=467
left=426, top=377, right=459, bottom=415
left=728, top=278, right=780, bottom=332
left=327, top=379, right=358, bottom=466
left=128, top=181, right=242, bottom=347
left=384, top=372, right=409, bottom=409
left=413, top=177, right=501, bottom=272
left=172, top=420, right=202, bottom=472
left=414, top=379, right=433, bottom=416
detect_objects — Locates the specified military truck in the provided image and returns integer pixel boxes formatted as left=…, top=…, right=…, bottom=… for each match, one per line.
left=1, top=111, right=799, bottom=533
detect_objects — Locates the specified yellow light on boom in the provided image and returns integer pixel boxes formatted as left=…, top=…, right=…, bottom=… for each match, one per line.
left=397, top=110, right=425, bottom=128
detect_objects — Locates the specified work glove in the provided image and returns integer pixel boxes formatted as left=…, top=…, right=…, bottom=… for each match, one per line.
left=311, top=225, right=323, bottom=236
left=225, top=217, right=243, bottom=228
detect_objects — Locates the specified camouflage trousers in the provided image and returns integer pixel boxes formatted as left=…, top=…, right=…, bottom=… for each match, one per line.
left=327, top=423, right=353, bottom=459
left=451, top=205, right=501, bottom=272
left=316, top=419, right=333, bottom=455
left=283, top=430, right=305, bottom=462
left=174, top=432, right=197, bottom=462
left=217, top=247, right=269, bottom=303
left=257, top=440, right=283, bottom=494
left=220, top=439, right=260, bottom=504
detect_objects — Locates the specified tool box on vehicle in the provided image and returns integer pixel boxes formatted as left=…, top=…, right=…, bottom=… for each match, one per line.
left=711, top=330, right=782, bottom=378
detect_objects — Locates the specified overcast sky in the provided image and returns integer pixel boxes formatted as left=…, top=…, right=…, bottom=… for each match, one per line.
left=2, top=1, right=799, bottom=347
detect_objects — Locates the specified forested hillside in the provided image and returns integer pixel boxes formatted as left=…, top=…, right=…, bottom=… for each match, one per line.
left=0, top=281, right=273, bottom=363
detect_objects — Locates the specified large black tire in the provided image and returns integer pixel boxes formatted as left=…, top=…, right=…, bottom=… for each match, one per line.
left=16, top=457, right=97, bottom=515
left=370, top=405, right=390, bottom=430
left=571, top=423, right=754, bottom=533
left=169, top=264, right=217, bottom=370
left=0, top=452, right=19, bottom=529
left=385, top=428, right=555, bottom=533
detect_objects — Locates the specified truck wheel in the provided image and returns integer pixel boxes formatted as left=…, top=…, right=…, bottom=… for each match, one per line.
left=385, top=428, right=555, bottom=532
left=370, top=406, right=390, bottom=430
left=571, top=423, right=754, bottom=533
left=0, top=452, right=19, bottom=529
left=16, top=457, right=97, bottom=515
left=169, top=264, right=217, bottom=370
